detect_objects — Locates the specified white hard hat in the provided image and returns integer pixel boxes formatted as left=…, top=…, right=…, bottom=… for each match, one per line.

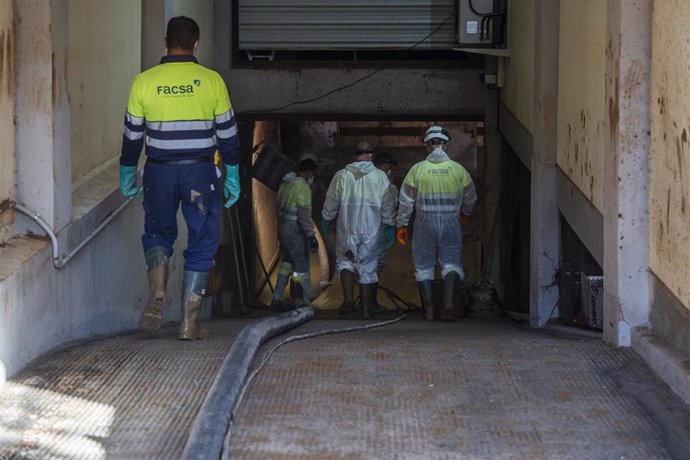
left=423, top=125, right=451, bottom=144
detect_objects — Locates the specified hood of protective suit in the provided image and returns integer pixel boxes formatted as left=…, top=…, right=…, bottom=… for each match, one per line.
left=425, top=147, right=450, bottom=163
left=345, top=160, right=376, bottom=178
left=281, top=171, right=299, bottom=183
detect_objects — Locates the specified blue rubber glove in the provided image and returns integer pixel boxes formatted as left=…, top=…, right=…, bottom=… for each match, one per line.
left=383, top=224, right=396, bottom=249
left=319, top=218, right=333, bottom=237
left=223, top=164, right=240, bottom=208
left=308, top=236, right=319, bottom=253
left=119, top=165, right=140, bottom=197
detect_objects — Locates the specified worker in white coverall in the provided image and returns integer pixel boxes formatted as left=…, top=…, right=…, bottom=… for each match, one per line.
left=320, top=142, right=397, bottom=319
left=271, top=159, right=319, bottom=311
left=396, top=126, right=477, bottom=321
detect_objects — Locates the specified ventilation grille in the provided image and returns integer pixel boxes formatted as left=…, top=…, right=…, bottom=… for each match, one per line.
left=580, top=272, right=603, bottom=330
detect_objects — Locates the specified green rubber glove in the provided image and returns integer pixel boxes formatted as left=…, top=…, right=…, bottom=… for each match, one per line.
left=223, top=164, right=240, bottom=208
left=119, top=165, right=140, bottom=197
left=319, top=218, right=333, bottom=237
left=383, top=224, right=396, bottom=249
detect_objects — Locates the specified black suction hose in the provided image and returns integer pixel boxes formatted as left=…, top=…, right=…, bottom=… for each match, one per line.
left=181, top=307, right=315, bottom=460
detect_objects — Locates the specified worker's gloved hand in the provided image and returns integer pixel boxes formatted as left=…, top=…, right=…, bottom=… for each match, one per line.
left=308, top=236, right=319, bottom=253
left=461, top=212, right=470, bottom=226
left=319, top=218, right=333, bottom=237
left=383, top=224, right=396, bottom=249
left=223, top=164, right=240, bottom=208
left=396, top=226, right=409, bottom=245
left=119, top=165, right=141, bottom=197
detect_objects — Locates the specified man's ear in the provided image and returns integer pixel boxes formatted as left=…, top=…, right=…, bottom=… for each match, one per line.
left=193, top=40, right=200, bottom=55
left=163, top=36, right=169, bottom=50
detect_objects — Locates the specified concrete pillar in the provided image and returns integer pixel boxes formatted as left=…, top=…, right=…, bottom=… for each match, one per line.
left=14, top=0, right=71, bottom=233
left=603, top=0, right=652, bottom=346
left=530, top=0, right=560, bottom=327
left=0, top=0, right=14, bottom=245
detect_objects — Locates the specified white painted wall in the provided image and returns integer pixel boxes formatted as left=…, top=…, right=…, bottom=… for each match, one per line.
left=649, top=0, right=690, bottom=313
left=68, top=0, right=141, bottom=188
left=556, top=0, right=606, bottom=212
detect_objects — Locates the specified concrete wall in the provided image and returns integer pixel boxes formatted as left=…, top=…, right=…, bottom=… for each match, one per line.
left=649, top=1, right=690, bottom=320
left=224, top=67, right=486, bottom=117
left=556, top=0, right=606, bottom=212
left=0, top=206, right=146, bottom=382
left=68, top=0, right=141, bottom=188
left=0, top=0, right=191, bottom=383
left=501, top=0, right=534, bottom=135
left=0, top=0, right=13, bottom=245
left=172, top=0, right=214, bottom=67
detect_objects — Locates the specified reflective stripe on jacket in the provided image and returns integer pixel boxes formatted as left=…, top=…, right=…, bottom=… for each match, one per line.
left=277, top=173, right=314, bottom=237
left=120, top=55, right=239, bottom=166
left=397, top=150, right=477, bottom=227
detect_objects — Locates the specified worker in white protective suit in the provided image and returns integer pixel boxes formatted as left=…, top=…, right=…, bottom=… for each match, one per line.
left=396, top=126, right=477, bottom=321
left=319, top=142, right=397, bottom=319
left=272, top=158, right=319, bottom=311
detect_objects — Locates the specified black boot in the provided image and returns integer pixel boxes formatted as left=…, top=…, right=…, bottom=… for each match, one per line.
left=338, top=269, right=356, bottom=316
left=288, top=279, right=303, bottom=311
left=441, top=272, right=460, bottom=321
left=418, top=280, right=435, bottom=321
left=360, top=283, right=377, bottom=319
left=371, top=282, right=385, bottom=314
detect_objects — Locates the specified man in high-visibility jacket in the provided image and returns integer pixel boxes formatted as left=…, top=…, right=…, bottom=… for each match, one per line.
left=271, top=159, right=319, bottom=311
left=320, top=142, right=397, bottom=319
left=396, top=126, right=477, bottom=321
left=118, top=16, right=240, bottom=340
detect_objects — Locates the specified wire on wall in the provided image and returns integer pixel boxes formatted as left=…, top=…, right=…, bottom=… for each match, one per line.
left=253, top=11, right=456, bottom=114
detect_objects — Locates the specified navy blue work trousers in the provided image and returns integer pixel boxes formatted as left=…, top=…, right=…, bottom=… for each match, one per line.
left=141, top=161, right=221, bottom=273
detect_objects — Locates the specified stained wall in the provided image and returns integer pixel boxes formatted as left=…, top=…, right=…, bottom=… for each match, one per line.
left=556, top=0, right=606, bottom=212
left=500, top=0, right=534, bottom=135
left=649, top=0, right=690, bottom=313
left=0, top=0, right=13, bottom=244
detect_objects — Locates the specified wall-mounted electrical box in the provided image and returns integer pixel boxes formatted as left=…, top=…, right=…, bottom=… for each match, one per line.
left=457, top=0, right=507, bottom=49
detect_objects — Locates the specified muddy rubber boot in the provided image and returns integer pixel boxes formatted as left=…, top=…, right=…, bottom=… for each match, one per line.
left=371, top=282, right=385, bottom=314
left=360, top=283, right=376, bottom=319
left=178, top=271, right=209, bottom=340
left=418, top=280, right=435, bottom=321
left=297, top=273, right=313, bottom=308
left=139, top=248, right=169, bottom=333
left=271, top=265, right=291, bottom=311
left=288, top=279, right=303, bottom=311
left=338, top=269, right=356, bottom=316
left=441, top=272, right=460, bottom=321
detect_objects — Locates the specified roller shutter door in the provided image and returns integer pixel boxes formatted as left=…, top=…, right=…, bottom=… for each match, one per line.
left=238, top=0, right=457, bottom=50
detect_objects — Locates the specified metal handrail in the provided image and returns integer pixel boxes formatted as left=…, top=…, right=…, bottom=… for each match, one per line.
left=14, top=197, right=135, bottom=270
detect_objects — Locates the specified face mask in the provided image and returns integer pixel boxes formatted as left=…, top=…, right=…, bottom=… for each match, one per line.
left=307, top=176, right=314, bottom=186
left=432, top=146, right=446, bottom=156
left=386, top=170, right=392, bottom=179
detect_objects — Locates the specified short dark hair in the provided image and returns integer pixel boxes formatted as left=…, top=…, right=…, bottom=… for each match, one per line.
left=298, top=158, right=317, bottom=173
left=373, top=151, right=397, bottom=166
left=166, top=16, right=200, bottom=51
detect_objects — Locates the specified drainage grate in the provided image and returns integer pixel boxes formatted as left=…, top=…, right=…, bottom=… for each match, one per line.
left=580, top=272, right=603, bottom=330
